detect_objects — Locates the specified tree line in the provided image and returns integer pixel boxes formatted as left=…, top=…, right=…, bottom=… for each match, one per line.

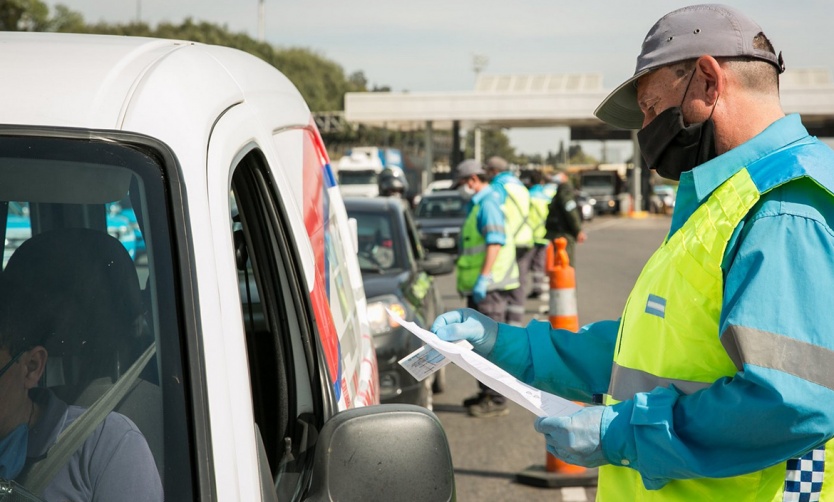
left=1, top=0, right=598, bottom=166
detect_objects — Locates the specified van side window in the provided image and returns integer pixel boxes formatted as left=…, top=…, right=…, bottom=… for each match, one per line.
left=229, top=150, right=320, bottom=500
left=0, top=135, right=192, bottom=501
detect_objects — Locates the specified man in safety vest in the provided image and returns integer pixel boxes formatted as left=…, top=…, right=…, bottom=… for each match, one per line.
left=452, top=159, right=520, bottom=418
left=432, top=4, right=834, bottom=500
left=485, top=156, right=534, bottom=326
left=526, top=170, right=558, bottom=300
left=544, top=171, right=587, bottom=267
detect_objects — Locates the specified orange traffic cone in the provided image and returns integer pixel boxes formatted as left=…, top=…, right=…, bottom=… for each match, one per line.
left=545, top=237, right=586, bottom=475
left=546, top=237, right=579, bottom=332
left=517, top=238, right=597, bottom=488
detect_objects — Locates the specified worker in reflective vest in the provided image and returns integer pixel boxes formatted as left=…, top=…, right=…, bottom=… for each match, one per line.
left=452, top=159, right=520, bottom=418
left=544, top=171, right=586, bottom=267
left=527, top=170, right=558, bottom=299
left=486, top=156, right=533, bottom=326
left=432, top=5, right=834, bottom=500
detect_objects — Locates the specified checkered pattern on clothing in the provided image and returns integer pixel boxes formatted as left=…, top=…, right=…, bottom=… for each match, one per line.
left=784, top=446, right=825, bottom=502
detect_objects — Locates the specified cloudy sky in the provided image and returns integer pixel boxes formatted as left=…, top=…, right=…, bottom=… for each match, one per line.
left=48, top=0, right=834, bottom=158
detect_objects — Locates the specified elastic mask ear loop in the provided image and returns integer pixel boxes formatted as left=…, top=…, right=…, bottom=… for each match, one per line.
left=679, top=69, right=697, bottom=124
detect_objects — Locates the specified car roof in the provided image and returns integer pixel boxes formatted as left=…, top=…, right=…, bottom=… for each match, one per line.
left=343, top=197, right=403, bottom=212
left=0, top=32, right=308, bottom=133
left=417, top=190, right=461, bottom=200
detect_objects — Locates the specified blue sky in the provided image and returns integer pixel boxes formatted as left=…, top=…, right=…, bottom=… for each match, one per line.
left=49, top=1, right=834, bottom=158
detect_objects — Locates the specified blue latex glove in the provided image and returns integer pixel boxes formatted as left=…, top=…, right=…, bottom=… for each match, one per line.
left=472, top=273, right=492, bottom=304
left=534, top=406, right=610, bottom=468
left=430, top=308, right=498, bottom=354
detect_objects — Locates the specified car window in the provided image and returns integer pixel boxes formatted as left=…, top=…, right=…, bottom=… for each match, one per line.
left=229, top=150, right=320, bottom=501
left=415, top=194, right=467, bottom=218
left=403, top=207, right=426, bottom=262
left=0, top=133, right=193, bottom=500
left=351, top=210, right=404, bottom=272
left=337, top=170, right=377, bottom=185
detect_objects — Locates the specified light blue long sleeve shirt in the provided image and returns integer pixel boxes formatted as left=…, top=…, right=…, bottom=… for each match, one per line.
left=484, top=114, right=834, bottom=486
left=468, top=185, right=507, bottom=246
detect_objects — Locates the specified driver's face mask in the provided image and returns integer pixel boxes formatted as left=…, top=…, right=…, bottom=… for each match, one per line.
left=637, top=70, right=719, bottom=181
left=0, top=422, right=29, bottom=480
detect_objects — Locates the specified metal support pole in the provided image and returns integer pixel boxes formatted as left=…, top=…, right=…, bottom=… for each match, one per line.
left=631, top=130, right=642, bottom=213
left=424, top=121, right=434, bottom=191
left=258, top=0, right=265, bottom=42
left=451, top=120, right=462, bottom=168
left=474, top=127, right=482, bottom=162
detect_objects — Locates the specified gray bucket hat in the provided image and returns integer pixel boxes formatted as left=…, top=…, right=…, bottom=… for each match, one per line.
left=485, top=156, right=509, bottom=172
left=594, top=4, right=784, bottom=130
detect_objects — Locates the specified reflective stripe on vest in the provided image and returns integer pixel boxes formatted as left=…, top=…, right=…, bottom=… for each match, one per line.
left=599, top=167, right=834, bottom=501
left=456, top=201, right=520, bottom=294
left=503, top=182, right=534, bottom=248
left=529, top=196, right=549, bottom=243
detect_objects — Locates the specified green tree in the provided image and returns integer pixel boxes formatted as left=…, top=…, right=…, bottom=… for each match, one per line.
left=6, top=2, right=385, bottom=114
left=50, top=4, right=84, bottom=32
left=1, top=0, right=49, bottom=31
left=463, top=128, right=515, bottom=161
left=568, top=144, right=599, bottom=165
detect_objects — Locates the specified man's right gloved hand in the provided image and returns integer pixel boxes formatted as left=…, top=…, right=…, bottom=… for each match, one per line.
left=431, top=308, right=498, bottom=354
left=472, top=273, right=492, bottom=304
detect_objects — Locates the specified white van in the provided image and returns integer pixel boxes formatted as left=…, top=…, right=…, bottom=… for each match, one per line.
left=0, top=32, right=453, bottom=502
left=335, top=147, right=404, bottom=198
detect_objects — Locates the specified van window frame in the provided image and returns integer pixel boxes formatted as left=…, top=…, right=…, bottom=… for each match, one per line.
left=0, top=125, right=207, bottom=501
left=230, top=148, right=326, bottom=499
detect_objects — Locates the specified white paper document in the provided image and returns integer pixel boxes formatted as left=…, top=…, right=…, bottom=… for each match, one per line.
left=391, top=311, right=581, bottom=417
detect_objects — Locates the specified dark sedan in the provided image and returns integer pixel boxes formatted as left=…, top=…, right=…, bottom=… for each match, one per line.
left=344, top=197, right=454, bottom=408
left=413, top=190, right=467, bottom=255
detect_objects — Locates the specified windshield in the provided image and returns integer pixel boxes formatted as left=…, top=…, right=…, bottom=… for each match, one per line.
left=350, top=210, right=404, bottom=273
left=415, top=194, right=467, bottom=218
left=338, top=170, right=378, bottom=185
left=0, top=134, right=191, bottom=501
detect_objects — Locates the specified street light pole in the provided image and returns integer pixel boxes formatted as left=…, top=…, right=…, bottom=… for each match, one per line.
left=257, top=0, right=265, bottom=42
left=136, top=0, right=141, bottom=23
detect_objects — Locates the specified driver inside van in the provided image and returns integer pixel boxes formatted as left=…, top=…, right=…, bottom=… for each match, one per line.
left=0, top=231, right=163, bottom=502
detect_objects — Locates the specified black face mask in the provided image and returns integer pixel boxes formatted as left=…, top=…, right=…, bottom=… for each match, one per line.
left=637, top=108, right=717, bottom=181
left=637, top=73, right=718, bottom=181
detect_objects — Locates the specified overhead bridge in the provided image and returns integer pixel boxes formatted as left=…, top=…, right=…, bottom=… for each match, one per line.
left=342, top=68, right=834, bottom=146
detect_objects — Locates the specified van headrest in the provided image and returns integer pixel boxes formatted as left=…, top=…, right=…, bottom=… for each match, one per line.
left=0, top=228, right=143, bottom=359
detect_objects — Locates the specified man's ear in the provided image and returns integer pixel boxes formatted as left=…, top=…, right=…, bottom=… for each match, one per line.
left=22, top=346, right=48, bottom=388
left=695, top=55, right=723, bottom=106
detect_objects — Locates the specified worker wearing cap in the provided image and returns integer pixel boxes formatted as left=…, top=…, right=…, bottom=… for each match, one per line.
left=485, top=156, right=534, bottom=326
left=527, top=170, right=558, bottom=300
left=544, top=171, right=587, bottom=268
left=432, top=4, right=834, bottom=500
left=452, top=159, right=519, bottom=417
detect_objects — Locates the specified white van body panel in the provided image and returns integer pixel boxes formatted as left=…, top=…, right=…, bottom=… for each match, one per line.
left=0, top=32, right=379, bottom=500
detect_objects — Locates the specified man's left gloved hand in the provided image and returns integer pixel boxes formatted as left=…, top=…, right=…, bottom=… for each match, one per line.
left=534, top=405, right=610, bottom=468
left=472, top=273, right=492, bottom=304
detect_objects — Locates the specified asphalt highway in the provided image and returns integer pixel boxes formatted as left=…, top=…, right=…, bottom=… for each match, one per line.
left=430, top=214, right=671, bottom=502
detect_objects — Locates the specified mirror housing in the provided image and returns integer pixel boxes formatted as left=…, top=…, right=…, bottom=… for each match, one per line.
left=304, top=404, right=455, bottom=502
left=420, top=252, right=455, bottom=276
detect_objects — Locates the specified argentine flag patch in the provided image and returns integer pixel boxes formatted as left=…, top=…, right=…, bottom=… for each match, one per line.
left=645, top=294, right=666, bottom=318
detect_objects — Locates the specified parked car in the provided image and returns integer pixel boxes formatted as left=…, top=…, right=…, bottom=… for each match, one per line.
left=412, top=178, right=472, bottom=206
left=650, top=184, right=677, bottom=215
left=423, top=178, right=454, bottom=193
left=575, top=190, right=596, bottom=221
left=0, top=32, right=455, bottom=502
left=413, top=189, right=468, bottom=254
left=345, top=197, right=454, bottom=409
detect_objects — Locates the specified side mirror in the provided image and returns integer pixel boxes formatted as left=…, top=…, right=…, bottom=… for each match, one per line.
left=304, top=404, right=455, bottom=502
left=420, top=252, right=455, bottom=276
